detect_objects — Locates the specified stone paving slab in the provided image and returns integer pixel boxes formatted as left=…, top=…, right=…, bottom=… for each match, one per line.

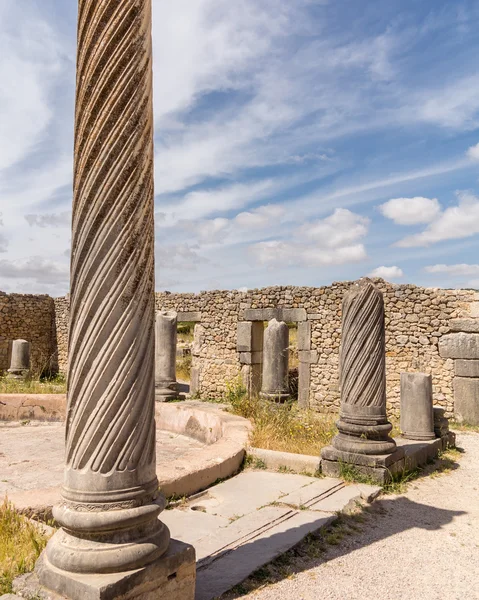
left=188, top=471, right=315, bottom=519
left=195, top=510, right=335, bottom=600
left=159, top=471, right=380, bottom=600
left=278, top=477, right=344, bottom=507
left=0, top=423, right=205, bottom=503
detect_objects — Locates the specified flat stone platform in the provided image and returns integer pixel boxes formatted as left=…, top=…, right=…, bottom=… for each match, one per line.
left=161, top=470, right=380, bottom=600
left=0, top=422, right=205, bottom=510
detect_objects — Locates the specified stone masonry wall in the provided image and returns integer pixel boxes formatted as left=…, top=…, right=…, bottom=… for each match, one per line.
left=155, top=281, right=475, bottom=418
left=2, top=281, right=476, bottom=417
left=0, top=292, right=57, bottom=375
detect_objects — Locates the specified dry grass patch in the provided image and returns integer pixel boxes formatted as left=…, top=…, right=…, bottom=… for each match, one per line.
left=224, top=379, right=337, bottom=456
left=0, top=375, right=66, bottom=395
left=0, top=499, right=49, bottom=594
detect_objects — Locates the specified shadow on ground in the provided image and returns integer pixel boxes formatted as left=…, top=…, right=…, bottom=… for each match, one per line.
left=211, top=454, right=465, bottom=600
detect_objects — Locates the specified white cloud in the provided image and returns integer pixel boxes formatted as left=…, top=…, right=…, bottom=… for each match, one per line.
left=0, top=5, right=64, bottom=172
left=249, top=208, right=369, bottom=268
left=379, top=197, right=441, bottom=225
left=368, top=265, right=404, bottom=280
left=467, top=142, right=479, bottom=162
left=424, top=264, right=479, bottom=276
left=297, top=208, right=369, bottom=247
left=25, top=212, right=71, bottom=228
left=235, top=205, right=285, bottom=229
left=250, top=241, right=367, bottom=267
left=177, top=203, right=285, bottom=244
left=396, top=191, right=479, bottom=247
left=156, top=244, right=208, bottom=271
left=414, top=74, right=479, bottom=130
left=0, top=257, right=69, bottom=285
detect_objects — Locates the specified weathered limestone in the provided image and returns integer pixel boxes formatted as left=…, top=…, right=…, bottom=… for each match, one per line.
left=7, top=339, right=30, bottom=378
left=439, top=332, right=479, bottom=359
left=155, top=311, right=179, bottom=401
left=454, top=378, right=479, bottom=425
left=433, top=406, right=450, bottom=438
left=322, top=279, right=403, bottom=481
left=32, top=1, right=195, bottom=598
left=238, top=321, right=264, bottom=396
left=400, top=373, right=435, bottom=440
left=261, top=319, right=289, bottom=401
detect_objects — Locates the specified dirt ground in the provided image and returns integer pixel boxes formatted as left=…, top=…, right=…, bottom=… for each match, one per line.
left=226, top=431, right=479, bottom=600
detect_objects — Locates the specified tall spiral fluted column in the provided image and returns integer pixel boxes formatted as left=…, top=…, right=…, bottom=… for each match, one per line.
left=332, top=278, right=397, bottom=455
left=41, top=0, right=170, bottom=578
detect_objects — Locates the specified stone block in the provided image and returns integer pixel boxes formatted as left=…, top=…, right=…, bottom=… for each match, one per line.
left=449, top=319, right=479, bottom=333
left=190, top=367, right=200, bottom=396
left=243, top=308, right=278, bottom=322
left=439, top=333, right=479, bottom=359
left=177, top=311, right=202, bottom=322
left=454, top=377, right=479, bottom=425
left=24, top=540, right=196, bottom=600
left=400, top=373, right=434, bottom=440
left=248, top=447, right=320, bottom=474
left=281, top=308, right=307, bottom=322
left=298, top=362, right=310, bottom=408
left=298, top=350, right=318, bottom=364
left=243, top=308, right=307, bottom=322
left=455, top=359, right=479, bottom=378
left=297, top=322, right=311, bottom=351
left=469, top=302, right=479, bottom=317
left=238, top=351, right=263, bottom=365
left=237, top=322, right=253, bottom=352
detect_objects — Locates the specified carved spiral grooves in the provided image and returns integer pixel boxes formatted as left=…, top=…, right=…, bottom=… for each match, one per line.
left=66, top=0, right=155, bottom=475
left=340, top=279, right=386, bottom=408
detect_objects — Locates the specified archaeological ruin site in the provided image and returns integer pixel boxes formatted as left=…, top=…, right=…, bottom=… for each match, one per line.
left=1, top=1, right=478, bottom=600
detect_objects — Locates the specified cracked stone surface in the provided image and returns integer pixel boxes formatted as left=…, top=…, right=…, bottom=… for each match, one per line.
left=0, top=422, right=205, bottom=495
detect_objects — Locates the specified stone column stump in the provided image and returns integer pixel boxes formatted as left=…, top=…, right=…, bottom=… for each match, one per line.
left=155, top=310, right=180, bottom=401
left=260, top=319, right=290, bottom=402
left=7, top=339, right=31, bottom=379
left=321, top=279, right=404, bottom=483
left=400, top=373, right=435, bottom=440
left=23, top=1, right=196, bottom=599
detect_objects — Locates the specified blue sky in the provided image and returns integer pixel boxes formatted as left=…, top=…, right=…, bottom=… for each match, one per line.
left=2, top=0, right=479, bottom=295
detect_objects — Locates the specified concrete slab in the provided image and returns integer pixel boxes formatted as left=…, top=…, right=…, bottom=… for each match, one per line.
left=195, top=506, right=295, bottom=562
left=308, top=484, right=363, bottom=513
left=195, top=510, right=334, bottom=600
left=161, top=509, right=230, bottom=547
left=277, top=477, right=344, bottom=507
left=188, top=471, right=315, bottom=519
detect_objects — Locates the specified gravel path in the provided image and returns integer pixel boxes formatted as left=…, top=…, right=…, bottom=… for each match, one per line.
left=228, top=432, right=479, bottom=600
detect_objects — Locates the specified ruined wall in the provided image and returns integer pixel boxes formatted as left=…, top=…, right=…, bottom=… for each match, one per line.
left=0, top=292, right=57, bottom=375
left=53, top=296, right=70, bottom=374
left=2, top=281, right=476, bottom=417
left=155, top=282, right=476, bottom=417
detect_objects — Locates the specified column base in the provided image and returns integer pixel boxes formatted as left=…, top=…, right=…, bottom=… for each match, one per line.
left=259, top=391, right=290, bottom=403
left=321, top=445, right=405, bottom=485
left=401, top=432, right=436, bottom=441
left=15, top=539, right=195, bottom=600
left=155, top=388, right=183, bottom=402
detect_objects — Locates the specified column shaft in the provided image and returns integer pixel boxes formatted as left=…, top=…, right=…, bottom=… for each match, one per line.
left=42, top=0, right=169, bottom=577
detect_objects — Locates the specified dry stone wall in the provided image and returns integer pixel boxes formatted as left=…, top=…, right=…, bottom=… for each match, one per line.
left=156, top=281, right=475, bottom=418
left=0, top=292, right=57, bottom=375
left=1, top=281, right=476, bottom=418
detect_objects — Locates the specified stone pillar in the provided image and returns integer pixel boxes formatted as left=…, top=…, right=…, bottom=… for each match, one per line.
left=32, top=1, right=195, bottom=598
left=238, top=321, right=264, bottom=396
left=261, top=319, right=289, bottom=402
left=7, top=339, right=31, bottom=378
left=322, top=279, right=403, bottom=482
left=400, top=373, right=435, bottom=440
left=155, top=311, right=179, bottom=401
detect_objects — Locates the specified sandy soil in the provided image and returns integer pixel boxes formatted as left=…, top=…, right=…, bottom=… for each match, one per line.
left=228, top=431, right=479, bottom=600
